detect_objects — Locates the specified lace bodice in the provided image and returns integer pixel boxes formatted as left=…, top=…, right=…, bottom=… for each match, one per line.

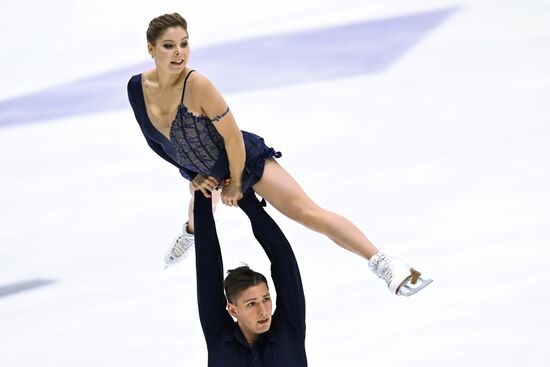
left=169, top=102, right=227, bottom=175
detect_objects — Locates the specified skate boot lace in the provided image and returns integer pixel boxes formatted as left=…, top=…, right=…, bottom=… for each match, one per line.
left=170, top=235, right=192, bottom=258
left=369, top=253, right=393, bottom=285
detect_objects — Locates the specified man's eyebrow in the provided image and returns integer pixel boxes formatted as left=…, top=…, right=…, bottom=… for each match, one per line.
left=245, top=294, right=270, bottom=302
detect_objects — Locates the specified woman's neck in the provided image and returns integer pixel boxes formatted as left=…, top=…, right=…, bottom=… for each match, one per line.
left=154, top=67, right=187, bottom=91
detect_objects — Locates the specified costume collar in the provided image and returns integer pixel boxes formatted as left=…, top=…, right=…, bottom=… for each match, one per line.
left=224, top=322, right=279, bottom=346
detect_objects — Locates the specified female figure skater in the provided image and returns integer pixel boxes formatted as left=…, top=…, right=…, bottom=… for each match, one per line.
left=127, top=13, right=432, bottom=296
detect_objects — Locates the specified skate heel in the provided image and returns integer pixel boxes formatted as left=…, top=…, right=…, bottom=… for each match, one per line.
left=410, top=268, right=421, bottom=285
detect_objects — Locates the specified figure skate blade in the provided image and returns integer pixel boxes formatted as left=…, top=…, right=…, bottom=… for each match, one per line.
left=398, top=277, right=433, bottom=297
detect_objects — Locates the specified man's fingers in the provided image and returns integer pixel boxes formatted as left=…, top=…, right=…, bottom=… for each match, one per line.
left=221, top=194, right=234, bottom=207
left=200, top=187, right=211, bottom=198
left=206, top=177, right=219, bottom=185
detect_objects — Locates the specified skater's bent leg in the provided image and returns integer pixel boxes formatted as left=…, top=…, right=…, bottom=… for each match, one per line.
left=187, top=182, right=196, bottom=233
left=187, top=182, right=220, bottom=234
left=252, top=159, right=379, bottom=260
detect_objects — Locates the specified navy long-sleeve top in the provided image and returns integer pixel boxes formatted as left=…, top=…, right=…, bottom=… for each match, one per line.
left=194, top=190, right=307, bottom=367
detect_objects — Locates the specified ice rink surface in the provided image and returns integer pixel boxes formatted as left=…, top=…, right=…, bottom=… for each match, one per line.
left=1, top=0, right=549, bottom=366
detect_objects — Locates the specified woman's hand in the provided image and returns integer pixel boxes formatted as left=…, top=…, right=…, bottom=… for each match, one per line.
left=221, top=183, right=243, bottom=207
left=192, top=175, right=219, bottom=198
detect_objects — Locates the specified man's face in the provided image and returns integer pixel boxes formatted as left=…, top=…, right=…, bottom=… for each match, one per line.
left=228, top=282, right=272, bottom=344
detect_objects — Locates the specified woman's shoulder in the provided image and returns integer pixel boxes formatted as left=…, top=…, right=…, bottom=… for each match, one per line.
left=137, top=69, right=159, bottom=87
left=187, top=70, right=211, bottom=87
left=187, top=70, right=221, bottom=99
left=128, top=72, right=144, bottom=86
left=128, top=69, right=157, bottom=100
left=127, top=72, right=146, bottom=97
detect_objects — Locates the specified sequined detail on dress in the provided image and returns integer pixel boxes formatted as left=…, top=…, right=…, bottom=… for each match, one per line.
left=211, top=106, right=230, bottom=123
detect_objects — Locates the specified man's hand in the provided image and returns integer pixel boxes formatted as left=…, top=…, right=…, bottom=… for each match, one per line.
left=192, top=175, right=220, bottom=198
left=221, top=183, right=243, bottom=207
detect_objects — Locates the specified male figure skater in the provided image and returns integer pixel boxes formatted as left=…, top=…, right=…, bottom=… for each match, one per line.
left=194, top=189, right=307, bottom=367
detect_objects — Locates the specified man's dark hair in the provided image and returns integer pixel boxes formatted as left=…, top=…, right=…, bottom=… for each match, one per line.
left=224, top=265, right=268, bottom=305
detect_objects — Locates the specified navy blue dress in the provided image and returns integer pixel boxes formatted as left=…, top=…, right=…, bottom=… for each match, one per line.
left=127, top=70, right=281, bottom=192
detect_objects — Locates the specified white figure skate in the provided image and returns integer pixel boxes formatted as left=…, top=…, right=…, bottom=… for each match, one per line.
left=164, top=222, right=194, bottom=268
left=368, top=253, right=432, bottom=296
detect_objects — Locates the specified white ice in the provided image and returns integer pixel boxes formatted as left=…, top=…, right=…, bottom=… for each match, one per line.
left=1, top=0, right=549, bottom=366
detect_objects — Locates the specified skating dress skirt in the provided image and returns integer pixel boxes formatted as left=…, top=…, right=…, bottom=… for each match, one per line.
left=127, top=72, right=281, bottom=193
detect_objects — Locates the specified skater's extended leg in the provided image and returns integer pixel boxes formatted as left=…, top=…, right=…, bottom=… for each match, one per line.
left=164, top=183, right=221, bottom=268
left=187, top=185, right=194, bottom=233
left=253, top=159, right=432, bottom=295
left=252, top=159, right=379, bottom=260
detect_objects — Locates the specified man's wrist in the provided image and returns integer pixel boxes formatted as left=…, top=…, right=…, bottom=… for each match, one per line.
left=228, top=172, right=242, bottom=187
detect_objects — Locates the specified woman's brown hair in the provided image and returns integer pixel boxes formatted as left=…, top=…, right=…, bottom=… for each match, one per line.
left=146, top=13, right=188, bottom=45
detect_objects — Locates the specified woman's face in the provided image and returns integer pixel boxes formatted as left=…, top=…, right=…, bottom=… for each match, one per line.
left=148, top=26, right=190, bottom=73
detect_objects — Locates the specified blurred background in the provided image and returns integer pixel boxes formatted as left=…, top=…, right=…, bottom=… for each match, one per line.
left=1, top=0, right=549, bottom=366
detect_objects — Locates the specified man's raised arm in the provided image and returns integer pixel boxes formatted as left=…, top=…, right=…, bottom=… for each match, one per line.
left=194, top=190, right=231, bottom=339
left=238, top=191, right=306, bottom=335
